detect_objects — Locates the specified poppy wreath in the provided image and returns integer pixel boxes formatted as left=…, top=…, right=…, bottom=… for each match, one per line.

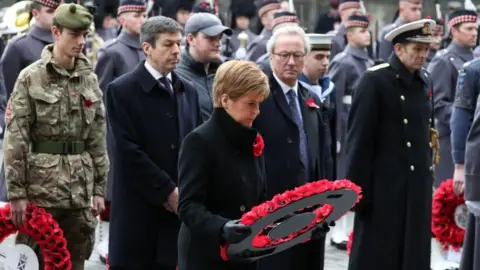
left=431, top=178, right=466, bottom=251
left=220, top=179, right=362, bottom=261
left=347, top=230, right=353, bottom=256
left=0, top=204, right=72, bottom=269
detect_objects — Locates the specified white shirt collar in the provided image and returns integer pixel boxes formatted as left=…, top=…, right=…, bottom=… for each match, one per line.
left=273, top=71, right=298, bottom=96
left=144, top=60, right=172, bottom=82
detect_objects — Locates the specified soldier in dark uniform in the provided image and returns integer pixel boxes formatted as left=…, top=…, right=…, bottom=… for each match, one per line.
left=461, top=58, right=480, bottom=270
left=428, top=9, right=477, bottom=187
left=1, top=0, right=60, bottom=98
left=229, top=0, right=257, bottom=53
left=256, top=11, right=298, bottom=74
left=346, top=19, right=437, bottom=270
left=377, top=0, right=422, bottom=62
left=245, top=0, right=280, bottom=62
left=95, top=0, right=147, bottom=91
left=424, top=17, right=444, bottom=69
left=328, top=14, right=373, bottom=251
left=328, top=0, right=361, bottom=59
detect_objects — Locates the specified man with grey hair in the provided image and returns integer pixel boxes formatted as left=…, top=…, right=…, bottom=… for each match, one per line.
left=254, top=25, right=332, bottom=270
left=106, top=15, right=202, bottom=270
left=175, top=12, right=232, bottom=121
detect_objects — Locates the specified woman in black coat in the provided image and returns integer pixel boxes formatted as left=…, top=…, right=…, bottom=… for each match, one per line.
left=177, top=60, right=270, bottom=270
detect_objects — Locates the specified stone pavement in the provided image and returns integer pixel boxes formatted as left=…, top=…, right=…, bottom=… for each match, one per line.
left=0, top=233, right=350, bottom=270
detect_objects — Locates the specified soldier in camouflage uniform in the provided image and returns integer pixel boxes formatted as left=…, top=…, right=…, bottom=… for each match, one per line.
left=4, top=3, right=108, bottom=270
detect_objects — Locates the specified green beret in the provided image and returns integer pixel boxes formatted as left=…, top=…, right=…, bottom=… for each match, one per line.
left=53, top=3, right=93, bottom=30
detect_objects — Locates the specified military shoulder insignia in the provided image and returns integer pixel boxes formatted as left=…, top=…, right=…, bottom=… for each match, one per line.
left=367, top=63, right=390, bottom=71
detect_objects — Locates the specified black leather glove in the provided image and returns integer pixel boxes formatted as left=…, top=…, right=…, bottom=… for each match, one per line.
left=221, top=220, right=252, bottom=244
left=311, top=221, right=335, bottom=240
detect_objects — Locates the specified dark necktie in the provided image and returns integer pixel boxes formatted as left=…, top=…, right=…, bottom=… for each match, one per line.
left=286, top=89, right=309, bottom=179
left=159, top=76, right=171, bottom=91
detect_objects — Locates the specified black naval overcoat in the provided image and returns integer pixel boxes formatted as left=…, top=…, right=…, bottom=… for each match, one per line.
left=346, top=54, right=434, bottom=270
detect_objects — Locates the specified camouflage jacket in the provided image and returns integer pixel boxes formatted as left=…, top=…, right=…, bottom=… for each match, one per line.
left=4, top=44, right=108, bottom=209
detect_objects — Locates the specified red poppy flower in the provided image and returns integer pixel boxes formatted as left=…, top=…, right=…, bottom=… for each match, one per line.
left=84, top=99, right=93, bottom=108
left=306, top=97, right=320, bottom=109
left=253, top=134, right=264, bottom=157
left=428, top=89, right=433, bottom=99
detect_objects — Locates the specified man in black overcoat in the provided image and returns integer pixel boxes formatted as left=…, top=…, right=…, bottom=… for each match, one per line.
left=254, top=25, right=329, bottom=270
left=106, top=16, right=202, bottom=270
left=346, top=19, right=437, bottom=270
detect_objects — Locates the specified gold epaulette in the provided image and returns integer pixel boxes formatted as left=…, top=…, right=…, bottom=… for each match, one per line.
left=430, top=128, right=440, bottom=165
left=367, top=63, right=390, bottom=72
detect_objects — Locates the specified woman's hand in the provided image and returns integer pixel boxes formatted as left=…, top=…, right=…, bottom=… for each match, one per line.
left=221, top=220, right=252, bottom=244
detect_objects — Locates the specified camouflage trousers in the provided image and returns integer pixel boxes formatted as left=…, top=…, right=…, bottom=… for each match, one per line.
left=15, top=207, right=97, bottom=270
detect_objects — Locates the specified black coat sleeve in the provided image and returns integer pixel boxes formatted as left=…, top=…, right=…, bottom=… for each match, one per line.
left=106, top=82, right=176, bottom=207
left=178, top=132, right=229, bottom=240
left=345, top=72, right=379, bottom=210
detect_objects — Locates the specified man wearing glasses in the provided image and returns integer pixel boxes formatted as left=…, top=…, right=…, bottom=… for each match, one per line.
left=253, top=25, right=332, bottom=270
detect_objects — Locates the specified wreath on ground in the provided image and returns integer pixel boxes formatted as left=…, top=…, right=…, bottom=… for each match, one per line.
left=0, top=204, right=71, bottom=270
left=432, top=178, right=466, bottom=251
left=220, top=179, right=362, bottom=260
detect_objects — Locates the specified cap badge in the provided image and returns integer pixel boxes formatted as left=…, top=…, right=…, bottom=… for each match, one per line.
left=422, top=23, right=431, bottom=35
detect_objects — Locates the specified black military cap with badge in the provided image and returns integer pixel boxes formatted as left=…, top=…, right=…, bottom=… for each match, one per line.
left=191, top=2, right=214, bottom=14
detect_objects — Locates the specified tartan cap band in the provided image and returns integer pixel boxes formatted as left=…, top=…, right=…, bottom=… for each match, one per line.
left=118, top=4, right=147, bottom=16
left=345, top=20, right=369, bottom=28
left=34, top=0, right=60, bottom=9
left=448, top=15, right=477, bottom=30
left=258, top=3, right=280, bottom=17
left=272, top=16, right=298, bottom=28
left=338, top=2, right=360, bottom=11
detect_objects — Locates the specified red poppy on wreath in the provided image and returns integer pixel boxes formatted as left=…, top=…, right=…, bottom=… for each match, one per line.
left=220, top=179, right=362, bottom=261
left=306, top=97, right=320, bottom=109
left=84, top=99, right=93, bottom=108
left=0, top=204, right=72, bottom=269
left=431, top=178, right=466, bottom=251
left=253, top=133, right=264, bottom=157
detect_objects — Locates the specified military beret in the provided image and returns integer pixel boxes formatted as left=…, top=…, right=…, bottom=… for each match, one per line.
left=33, top=0, right=60, bottom=9
left=345, top=14, right=369, bottom=28
left=117, top=0, right=147, bottom=16
left=338, top=0, right=360, bottom=12
left=53, top=3, right=93, bottom=30
left=448, top=9, right=477, bottom=30
left=255, top=0, right=280, bottom=17
left=272, top=11, right=298, bottom=29
left=385, top=19, right=438, bottom=44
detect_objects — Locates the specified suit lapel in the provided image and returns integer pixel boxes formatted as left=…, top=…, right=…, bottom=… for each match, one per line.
left=298, top=85, right=321, bottom=175
left=270, top=76, right=296, bottom=125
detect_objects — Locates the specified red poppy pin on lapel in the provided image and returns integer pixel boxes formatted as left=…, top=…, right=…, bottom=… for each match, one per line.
left=428, top=89, right=433, bottom=99
left=253, top=134, right=264, bottom=157
left=84, top=99, right=93, bottom=108
left=306, top=97, right=319, bottom=109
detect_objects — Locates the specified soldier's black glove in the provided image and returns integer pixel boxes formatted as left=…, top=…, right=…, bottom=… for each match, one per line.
left=311, top=221, right=335, bottom=240
left=221, top=220, right=252, bottom=244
